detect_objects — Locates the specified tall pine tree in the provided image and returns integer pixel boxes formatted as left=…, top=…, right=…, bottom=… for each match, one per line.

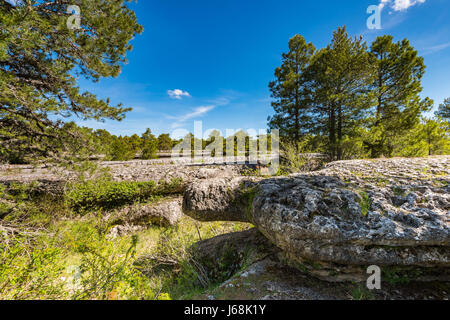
left=365, top=35, right=432, bottom=157
left=308, top=26, right=374, bottom=160
left=268, top=35, right=315, bottom=141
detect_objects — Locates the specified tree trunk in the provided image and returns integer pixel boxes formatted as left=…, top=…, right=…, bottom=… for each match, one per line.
left=294, top=104, right=299, bottom=141
left=337, top=104, right=342, bottom=160
left=329, top=104, right=336, bottom=161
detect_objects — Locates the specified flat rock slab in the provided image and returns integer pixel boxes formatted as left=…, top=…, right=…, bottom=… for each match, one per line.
left=194, top=230, right=450, bottom=299
left=183, top=156, right=450, bottom=281
left=106, top=196, right=183, bottom=228
left=0, top=162, right=247, bottom=197
left=0, top=160, right=247, bottom=183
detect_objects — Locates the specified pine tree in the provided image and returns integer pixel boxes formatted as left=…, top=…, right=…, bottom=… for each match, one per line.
left=141, top=129, right=158, bottom=160
left=0, top=1, right=143, bottom=163
left=268, top=35, right=315, bottom=141
left=308, top=26, right=374, bottom=160
left=422, top=118, right=449, bottom=156
left=110, top=136, right=136, bottom=161
left=366, top=35, right=432, bottom=157
left=157, top=134, right=173, bottom=151
left=436, top=98, right=450, bottom=121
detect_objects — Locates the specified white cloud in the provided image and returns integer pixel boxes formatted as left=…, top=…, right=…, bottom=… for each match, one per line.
left=379, top=0, right=426, bottom=11
left=166, top=93, right=235, bottom=129
left=170, top=105, right=215, bottom=128
left=5, top=0, right=19, bottom=5
left=422, top=42, right=450, bottom=55
left=167, top=89, right=191, bottom=100
left=379, top=0, right=391, bottom=10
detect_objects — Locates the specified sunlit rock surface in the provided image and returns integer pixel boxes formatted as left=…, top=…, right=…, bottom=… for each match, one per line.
left=183, top=156, right=450, bottom=281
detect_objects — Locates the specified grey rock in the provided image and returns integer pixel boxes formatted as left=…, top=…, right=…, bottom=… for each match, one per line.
left=197, top=230, right=450, bottom=299
left=0, top=161, right=246, bottom=195
left=107, top=225, right=145, bottom=239
left=183, top=156, right=450, bottom=281
left=107, top=197, right=183, bottom=227
left=183, top=177, right=258, bottom=222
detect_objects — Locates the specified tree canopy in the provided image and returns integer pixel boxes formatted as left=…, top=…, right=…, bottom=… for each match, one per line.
left=436, top=98, right=450, bottom=121
left=268, top=26, right=438, bottom=160
left=268, top=35, right=315, bottom=141
left=365, top=35, right=432, bottom=157
left=0, top=0, right=143, bottom=163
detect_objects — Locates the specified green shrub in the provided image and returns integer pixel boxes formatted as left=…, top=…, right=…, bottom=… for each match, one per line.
left=6, top=182, right=38, bottom=202
left=0, top=234, right=66, bottom=299
left=279, top=137, right=326, bottom=173
left=71, top=235, right=157, bottom=300
left=53, top=220, right=170, bottom=300
left=280, top=140, right=311, bottom=173
left=135, top=226, right=210, bottom=299
left=351, top=284, right=374, bottom=300
left=65, top=178, right=183, bottom=212
left=0, top=201, right=12, bottom=218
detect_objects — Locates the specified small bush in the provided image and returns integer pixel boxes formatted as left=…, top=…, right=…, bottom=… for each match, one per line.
left=71, top=234, right=156, bottom=300
left=351, top=284, right=374, bottom=300
left=65, top=178, right=183, bottom=212
left=0, top=234, right=66, bottom=299
left=279, top=138, right=325, bottom=173
left=6, top=182, right=39, bottom=202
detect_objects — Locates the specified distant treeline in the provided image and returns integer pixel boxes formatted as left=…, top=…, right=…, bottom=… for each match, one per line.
left=71, top=127, right=275, bottom=162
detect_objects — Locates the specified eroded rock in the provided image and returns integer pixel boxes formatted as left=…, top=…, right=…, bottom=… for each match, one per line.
left=107, top=197, right=183, bottom=227
left=0, top=161, right=247, bottom=196
left=196, top=230, right=450, bottom=299
left=183, top=177, right=258, bottom=222
left=190, top=228, right=278, bottom=283
left=183, top=156, right=450, bottom=282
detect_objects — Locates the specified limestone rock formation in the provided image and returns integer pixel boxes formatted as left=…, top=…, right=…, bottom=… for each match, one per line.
left=0, top=161, right=246, bottom=195
left=190, top=228, right=278, bottom=283
left=183, top=156, right=450, bottom=282
left=107, top=197, right=183, bottom=227
left=183, top=177, right=259, bottom=222
left=193, top=229, right=450, bottom=299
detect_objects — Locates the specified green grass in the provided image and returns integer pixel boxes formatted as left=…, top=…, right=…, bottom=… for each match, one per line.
left=357, top=191, right=371, bottom=216
left=351, top=284, right=375, bottom=300
left=0, top=182, right=251, bottom=300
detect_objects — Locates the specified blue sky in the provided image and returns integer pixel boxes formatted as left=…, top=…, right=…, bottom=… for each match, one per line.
left=77, top=0, right=450, bottom=138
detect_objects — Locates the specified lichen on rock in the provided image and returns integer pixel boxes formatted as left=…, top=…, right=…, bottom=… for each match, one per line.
left=183, top=156, right=450, bottom=282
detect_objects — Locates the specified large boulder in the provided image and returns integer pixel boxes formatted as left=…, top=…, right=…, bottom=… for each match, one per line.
left=192, top=230, right=450, bottom=299
left=190, top=228, right=279, bottom=283
left=183, top=177, right=258, bottom=222
left=183, top=156, right=450, bottom=282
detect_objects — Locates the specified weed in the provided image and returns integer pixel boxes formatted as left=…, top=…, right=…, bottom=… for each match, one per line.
left=357, top=191, right=371, bottom=216
left=351, top=284, right=374, bottom=300
left=392, top=186, right=406, bottom=196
